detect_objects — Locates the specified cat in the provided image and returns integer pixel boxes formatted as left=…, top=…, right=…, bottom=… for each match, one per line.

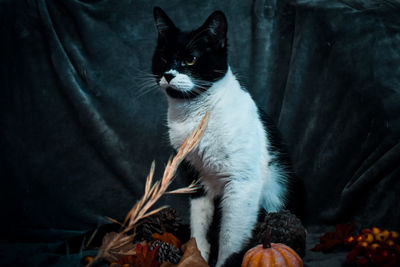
left=152, top=7, right=289, bottom=267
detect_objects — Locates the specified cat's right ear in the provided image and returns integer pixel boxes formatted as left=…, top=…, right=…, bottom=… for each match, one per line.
left=154, top=7, right=176, bottom=36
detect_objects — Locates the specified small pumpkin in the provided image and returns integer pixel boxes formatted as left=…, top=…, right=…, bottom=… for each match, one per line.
left=242, top=228, right=303, bottom=267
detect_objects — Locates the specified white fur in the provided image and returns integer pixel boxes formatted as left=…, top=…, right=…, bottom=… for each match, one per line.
left=190, top=196, right=214, bottom=261
left=159, top=69, right=195, bottom=92
left=163, top=67, right=286, bottom=267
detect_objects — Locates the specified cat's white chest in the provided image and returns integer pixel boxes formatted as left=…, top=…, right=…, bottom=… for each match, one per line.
left=168, top=110, right=226, bottom=169
left=168, top=118, right=200, bottom=151
left=168, top=111, right=229, bottom=195
left=167, top=68, right=267, bottom=196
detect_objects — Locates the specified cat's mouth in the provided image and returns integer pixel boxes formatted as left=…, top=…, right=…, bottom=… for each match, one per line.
left=164, top=86, right=202, bottom=99
left=158, top=72, right=206, bottom=99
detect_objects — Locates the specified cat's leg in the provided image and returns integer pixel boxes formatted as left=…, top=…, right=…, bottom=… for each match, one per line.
left=190, top=193, right=215, bottom=262
left=215, top=179, right=262, bottom=267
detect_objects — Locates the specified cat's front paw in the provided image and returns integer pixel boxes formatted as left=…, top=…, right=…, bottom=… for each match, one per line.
left=196, top=238, right=211, bottom=262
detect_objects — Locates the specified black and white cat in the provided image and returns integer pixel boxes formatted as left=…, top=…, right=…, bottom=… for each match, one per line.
left=152, top=7, right=288, bottom=267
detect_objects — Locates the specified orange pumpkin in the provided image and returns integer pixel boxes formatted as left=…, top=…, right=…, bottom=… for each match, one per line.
left=242, top=228, right=303, bottom=267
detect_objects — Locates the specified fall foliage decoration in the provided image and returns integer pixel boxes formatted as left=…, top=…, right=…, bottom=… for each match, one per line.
left=150, top=240, right=182, bottom=264
left=106, top=238, right=184, bottom=267
left=138, top=207, right=183, bottom=242
left=160, top=238, right=209, bottom=267
left=242, top=227, right=303, bottom=267
left=120, top=241, right=159, bottom=267
left=153, top=232, right=181, bottom=249
left=82, top=255, right=94, bottom=266
left=84, top=112, right=209, bottom=266
left=312, top=223, right=400, bottom=267
left=311, top=222, right=355, bottom=252
left=345, top=227, right=400, bottom=266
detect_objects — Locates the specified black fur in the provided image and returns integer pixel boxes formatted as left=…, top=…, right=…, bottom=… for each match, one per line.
left=259, top=110, right=306, bottom=221
left=206, top=202, right=269, bottom=267
left=152, top=7, right=228, bottom=99
left=165, top=86, right=205, bottom=100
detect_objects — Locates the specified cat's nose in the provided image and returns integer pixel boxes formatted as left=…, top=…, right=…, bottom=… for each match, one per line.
left=164, top=73, right=175, bottom=83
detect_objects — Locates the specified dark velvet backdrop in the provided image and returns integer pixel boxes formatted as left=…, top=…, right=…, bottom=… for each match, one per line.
left=1, top=0, right=399, bottom=266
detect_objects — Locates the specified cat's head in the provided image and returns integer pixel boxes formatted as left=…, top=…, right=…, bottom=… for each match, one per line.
left=152, top=7, right=228, bottom=100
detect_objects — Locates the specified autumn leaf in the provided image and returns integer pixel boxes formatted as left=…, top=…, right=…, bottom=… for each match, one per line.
left=134, top=242, right=159, bottom=267
left=312, top=222, right=355, bottom=252
left=153, top=232, right=181, bottom=248
left=335, top=222, right=355, bottom=240
left=118, top=255, right=135, bottom=265
left=161, top=238, right=209, bottom=267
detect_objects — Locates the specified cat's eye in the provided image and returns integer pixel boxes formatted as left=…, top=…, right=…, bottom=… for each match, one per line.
left=184, top=56, right=197, bottom=66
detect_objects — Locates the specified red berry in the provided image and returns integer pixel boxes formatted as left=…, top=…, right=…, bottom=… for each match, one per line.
left=364, top=233, right=374, bottom=244
left=376, top=230, right=390, bottom=242
left=345, top=236, right=356, bottom=245
left=362, top=228, right=372, bottom=234
left=371, top=243, right=380, bottom=250
left=387, top=240, right=395, bottom=247
left=390, top=231, right=399, bottom=240
left=372, top=227, right=381, bottom=235
left=356, top=235, right=364, bottom=243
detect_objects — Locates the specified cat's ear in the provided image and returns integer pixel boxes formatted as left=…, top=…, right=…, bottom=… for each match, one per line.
left=201, top=11, right=228, bottom=47
left=154, top=7, right=176, bottom=36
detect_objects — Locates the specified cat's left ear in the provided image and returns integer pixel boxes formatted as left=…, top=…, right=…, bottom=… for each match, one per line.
left=201, top=11, right=228, bottom=47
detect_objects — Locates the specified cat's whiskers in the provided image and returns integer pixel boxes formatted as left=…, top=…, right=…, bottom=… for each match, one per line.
left=191, top=87, right=205, bottom=95
left=135, top=83, right=159, bottom=99
left=193, top=78, right=213, bottom=90
left=130, top=68, right=161, bottom=99
left=192, top=83, right=211, bottom=93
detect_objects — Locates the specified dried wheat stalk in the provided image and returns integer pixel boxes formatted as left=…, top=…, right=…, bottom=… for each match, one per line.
left=90, top=111, right=209, bottom=264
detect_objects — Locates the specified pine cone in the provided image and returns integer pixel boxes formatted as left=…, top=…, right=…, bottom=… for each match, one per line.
left=136, top=207, right=182, bottom=241
left=254, top=210, right=306, bottom=257
left=150, top=240, right=182, bottom=264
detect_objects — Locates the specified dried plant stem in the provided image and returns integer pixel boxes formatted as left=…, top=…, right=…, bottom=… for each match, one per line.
left=90, top=111, right=209, bottom=265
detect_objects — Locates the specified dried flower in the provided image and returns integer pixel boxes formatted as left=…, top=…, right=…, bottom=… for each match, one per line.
left=89, top=112, right=209, bottom=265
